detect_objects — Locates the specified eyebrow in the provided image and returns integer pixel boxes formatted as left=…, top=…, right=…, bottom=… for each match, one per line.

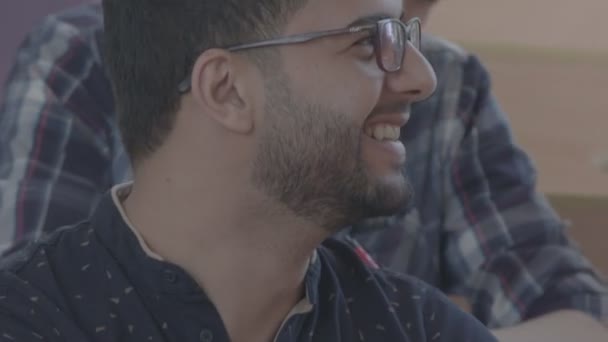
left=347, top=11, right=405, bottom=27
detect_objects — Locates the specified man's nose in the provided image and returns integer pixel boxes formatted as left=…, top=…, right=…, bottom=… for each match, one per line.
left=385, top=41, right=437, bottom=102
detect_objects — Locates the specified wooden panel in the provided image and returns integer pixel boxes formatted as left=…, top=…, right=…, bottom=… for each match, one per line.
left=548, top=194, right=608, bottom=276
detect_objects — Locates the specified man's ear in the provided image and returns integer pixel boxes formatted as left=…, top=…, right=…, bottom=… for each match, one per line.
left=189, top=49, right=254, bottom=134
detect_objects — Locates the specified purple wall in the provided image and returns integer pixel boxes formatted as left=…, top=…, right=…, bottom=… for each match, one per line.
left=0, top=0, right=98, bottom=96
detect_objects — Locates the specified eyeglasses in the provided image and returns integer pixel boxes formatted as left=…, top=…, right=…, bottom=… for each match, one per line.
left=178, top=17, right=421, bottom=93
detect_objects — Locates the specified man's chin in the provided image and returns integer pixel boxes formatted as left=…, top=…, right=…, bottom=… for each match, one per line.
left=359, top=173, right=413, bottom=219
left=367, top=193, right=411, bottom=219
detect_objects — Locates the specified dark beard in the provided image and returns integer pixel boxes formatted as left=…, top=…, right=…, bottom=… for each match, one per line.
left=251, top=72, right=412, bottom=232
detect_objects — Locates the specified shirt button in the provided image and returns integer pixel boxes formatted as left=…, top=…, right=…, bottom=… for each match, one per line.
left=199, top=329, right=213, bottom=342
left=162, top=269, right=177, bottom=283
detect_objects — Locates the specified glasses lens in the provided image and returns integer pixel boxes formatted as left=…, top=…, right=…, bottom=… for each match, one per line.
left=378, top=21, right=405, bottom=72
left=408, top=19, right=421, bottom=51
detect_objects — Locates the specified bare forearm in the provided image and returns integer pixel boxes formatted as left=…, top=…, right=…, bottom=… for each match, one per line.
left=492, top=310, right=608, bottom=342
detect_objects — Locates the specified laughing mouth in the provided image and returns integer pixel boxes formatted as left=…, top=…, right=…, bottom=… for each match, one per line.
left=364, top=124, right=401, bottom=141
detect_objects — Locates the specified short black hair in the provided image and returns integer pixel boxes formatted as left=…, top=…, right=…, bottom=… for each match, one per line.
left=102, top=0, right=308, bottom=163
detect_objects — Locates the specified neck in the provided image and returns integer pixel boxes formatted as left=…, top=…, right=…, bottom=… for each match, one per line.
left=123, top=159, right=327, bottom=341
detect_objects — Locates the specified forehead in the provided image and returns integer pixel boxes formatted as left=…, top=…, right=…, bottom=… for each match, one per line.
left=285, top=0, right=403, bottom=32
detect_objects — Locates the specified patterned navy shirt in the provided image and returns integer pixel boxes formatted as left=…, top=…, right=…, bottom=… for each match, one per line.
left=0, top=186, right=496, bottom=341
left=1, top=4, right=606, bottom=329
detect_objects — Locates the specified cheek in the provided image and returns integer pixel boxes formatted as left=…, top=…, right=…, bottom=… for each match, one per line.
left=290, top=58, right=385, bottom=123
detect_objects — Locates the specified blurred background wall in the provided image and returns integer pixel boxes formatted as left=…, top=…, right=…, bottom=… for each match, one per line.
left=427, top=0, right=608, bottom=196
left=427, top=0, right=608, bottom=52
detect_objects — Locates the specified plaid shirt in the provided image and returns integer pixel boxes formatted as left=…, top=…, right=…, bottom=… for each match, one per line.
left=0, top=4, right=606, bottom=329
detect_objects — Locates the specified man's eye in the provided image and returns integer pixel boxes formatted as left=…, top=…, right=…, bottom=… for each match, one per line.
left=353, top=35, right=375, bottom=59
left=354, top=35, right=374, bottom=47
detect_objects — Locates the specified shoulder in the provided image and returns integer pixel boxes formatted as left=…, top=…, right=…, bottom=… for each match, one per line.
left=24, top=3, right=103, bottom=45
left=409, top=35, right=494, bottom=139
left=1, top=3, right=113, bottom=131
left=422, top=34, right=469, bottom=63
left=320, top=237, right=496, bottom=341
left=0, top=221, right=94, bottom=278
left=0, top=220, right=103, bottom=309
left=7, top=3, right=104, bottom=86
left=422, top=34, right=490, bottom=87
left=381, top=268, right=497, bottom=341
left=0, top=221, right=97, bottom=335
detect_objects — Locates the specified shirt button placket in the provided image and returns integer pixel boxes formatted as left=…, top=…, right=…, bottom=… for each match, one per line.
left=199, top=329, right=213, bottom=342
left=162, top=269, right=177, bottom=283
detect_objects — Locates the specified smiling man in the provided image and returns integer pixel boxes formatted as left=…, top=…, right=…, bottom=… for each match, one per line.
left=0, top=0, right=497, bottom=341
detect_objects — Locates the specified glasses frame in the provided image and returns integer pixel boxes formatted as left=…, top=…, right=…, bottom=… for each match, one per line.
left=178, top=17, right=421, bottom=93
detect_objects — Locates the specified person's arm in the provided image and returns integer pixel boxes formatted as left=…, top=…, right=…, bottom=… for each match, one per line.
left=421, top=282, right=498, bottom=341
left=441, top=54, right=608, bottom=337
left=374, top=264, right=498, bottom=342
left=493, top=310, right=607, bottom=341
left=0, top=5, right=120, bottom=251
left=385, top=270, right=498, bottom=341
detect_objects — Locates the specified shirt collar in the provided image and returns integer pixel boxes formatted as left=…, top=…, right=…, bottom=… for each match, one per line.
left=92, top=183, right=321, bottom=308
left=110, top=183, right=164, bottom=261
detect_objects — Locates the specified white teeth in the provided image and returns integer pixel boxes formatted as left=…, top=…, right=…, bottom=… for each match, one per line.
left=389, top=126, right=400, bottom=140
left=367, top=124, right=400, bottom=141
left=384, top=125, right=396, bottom=140
left=365, top=126, right=374, bottom=137
left=372, top=125, right=385, bottom=140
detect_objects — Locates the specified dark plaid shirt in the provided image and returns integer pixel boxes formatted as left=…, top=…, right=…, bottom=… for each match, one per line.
left=0, top=4, right=606, bottom=328
left=0, top=185, right=496, bottom=341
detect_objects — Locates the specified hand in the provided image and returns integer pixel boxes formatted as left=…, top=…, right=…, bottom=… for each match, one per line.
left=491, top=311, right=608, bottom=342
left=448, top=295, right=472, bottom=313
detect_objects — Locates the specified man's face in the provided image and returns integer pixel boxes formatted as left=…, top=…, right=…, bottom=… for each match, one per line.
left=250, top=0, right=436, bottom=231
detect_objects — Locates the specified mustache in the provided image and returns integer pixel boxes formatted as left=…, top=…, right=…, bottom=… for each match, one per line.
left=370, top=102, right=411, bottom=116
